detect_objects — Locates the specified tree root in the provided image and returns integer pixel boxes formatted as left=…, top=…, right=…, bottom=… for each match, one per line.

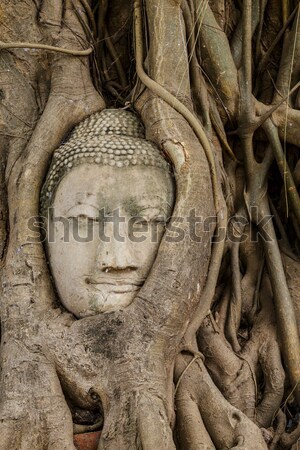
left=197, top=269, right=285, bottom=429
left=0, top=41, right=93, bottom=56
left=1, top=1, right=300, bottom=449
left=174, top=353, right=268, bottom=450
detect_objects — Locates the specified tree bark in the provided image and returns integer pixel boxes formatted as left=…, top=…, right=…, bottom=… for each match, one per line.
left=0, top=1, right=300, bottom=449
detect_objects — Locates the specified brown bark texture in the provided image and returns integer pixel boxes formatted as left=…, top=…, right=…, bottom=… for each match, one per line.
left=0, top=0, right=300, bottom=449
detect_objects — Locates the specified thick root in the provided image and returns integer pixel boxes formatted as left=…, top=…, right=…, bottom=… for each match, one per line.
left=175, top=353, right=268, bottom=450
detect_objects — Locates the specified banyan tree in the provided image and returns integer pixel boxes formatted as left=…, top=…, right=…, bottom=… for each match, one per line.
left=0, top=1, right=300, bottom=449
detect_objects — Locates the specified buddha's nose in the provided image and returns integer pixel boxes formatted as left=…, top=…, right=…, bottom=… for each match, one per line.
left=97, top=222, right=138, bottom=272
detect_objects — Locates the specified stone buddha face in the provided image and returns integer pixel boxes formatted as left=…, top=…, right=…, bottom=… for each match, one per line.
left=42, top=110, right=174, bottom=318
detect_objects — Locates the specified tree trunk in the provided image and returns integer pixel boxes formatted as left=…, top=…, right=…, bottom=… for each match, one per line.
left=0, top=1, right=300, bottom=449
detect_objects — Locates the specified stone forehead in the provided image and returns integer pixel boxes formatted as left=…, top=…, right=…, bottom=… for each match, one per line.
left=40, top=109, right=171, bottom=215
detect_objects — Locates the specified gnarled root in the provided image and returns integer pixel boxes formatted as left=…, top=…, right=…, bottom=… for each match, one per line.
left=197, top=272, right=285, bottom=429
left=99, top=390, right=175, bottom=450
left=174, top=353, right=268, bottom=450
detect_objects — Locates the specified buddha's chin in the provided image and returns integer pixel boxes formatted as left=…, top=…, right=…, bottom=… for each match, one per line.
left=92, top=289, right=137, bottom=314
left=63, top=288, right=139, bottom=318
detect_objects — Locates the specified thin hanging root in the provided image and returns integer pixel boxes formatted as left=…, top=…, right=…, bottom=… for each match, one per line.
left=227, top=241, right=242, bottom=353
left=77, top=0, right=97, bottom=37
left=257, top=4, right=299, bottom=75
left=269, top=198, right=295, bottom=255
left=0, top=41, right=92, bottom=56
left=255, top=0, right=268, bottom=61
left=228, top=79, right=300, bottom=138
left=104, top=28, right=128, bottom=89
left=263, top=119, right=300, bottom=226
left=282, top=0, right=290, bottom=25
left=254, top=79, right=300, bottom=130
left=210, top=111, right=238, bottom=162
left=174, top=354, right=203, bottom=397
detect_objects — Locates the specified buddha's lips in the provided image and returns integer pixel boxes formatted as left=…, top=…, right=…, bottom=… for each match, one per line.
left=85, top=277, right=144, bottom=287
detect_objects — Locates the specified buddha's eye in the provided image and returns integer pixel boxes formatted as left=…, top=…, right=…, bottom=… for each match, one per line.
left=153, top=216, right=167, bottom=224
left=150, top=216, right=167, bottom=228
left=133, top=216, right=167, bottom=228
left=134, top=206, right=169, bottom=225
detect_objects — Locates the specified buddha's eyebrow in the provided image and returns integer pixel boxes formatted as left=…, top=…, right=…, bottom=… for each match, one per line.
left=139, top=204, right=171, bottom=214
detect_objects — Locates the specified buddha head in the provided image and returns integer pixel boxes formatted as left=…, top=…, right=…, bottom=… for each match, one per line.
left=41, top=109, right=175, bottom=318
